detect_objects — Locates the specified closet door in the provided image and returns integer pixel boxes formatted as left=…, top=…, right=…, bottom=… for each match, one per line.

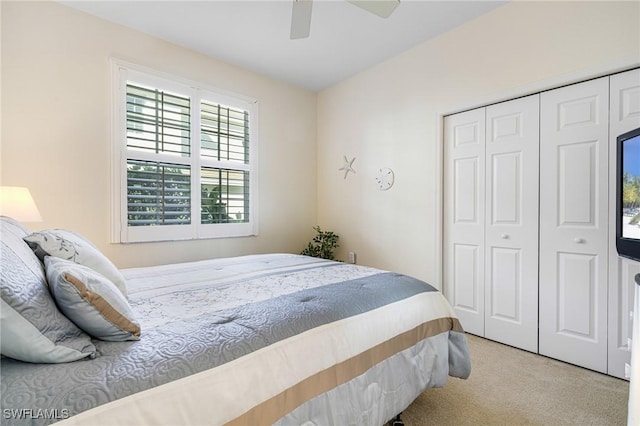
left=539, top=77, right=610, bottom=373
left=444, top=108, right=486, bottom=335
left=484, top=94, right=539, bottom=352
left=608, top=68, right=640, bottom=379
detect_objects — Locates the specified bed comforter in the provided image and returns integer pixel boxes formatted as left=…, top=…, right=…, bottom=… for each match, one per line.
left=1, top=254, right=470, bottom=425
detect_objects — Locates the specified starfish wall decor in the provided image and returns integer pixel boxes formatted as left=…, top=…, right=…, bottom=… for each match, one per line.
left=339, top=156, right=356, bottom=179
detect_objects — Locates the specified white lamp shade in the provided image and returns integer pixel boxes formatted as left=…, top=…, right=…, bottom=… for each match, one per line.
left=0, top=186, right=43, bottom=222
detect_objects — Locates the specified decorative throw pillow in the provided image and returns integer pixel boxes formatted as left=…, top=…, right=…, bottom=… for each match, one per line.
left=24, top=229, right=128, bottom=298
left=0, top=217, right=96, bottom=363
left=45, top=257, right=140, bottom=341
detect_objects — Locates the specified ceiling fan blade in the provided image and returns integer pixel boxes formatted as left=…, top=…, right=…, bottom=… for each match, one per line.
left=290, top=0, right=313, bottom=40
left=347, top=0, right=400, bottom=18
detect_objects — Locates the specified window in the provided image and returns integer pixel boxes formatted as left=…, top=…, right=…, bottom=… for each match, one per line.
left=111, top=61, right=258, bottom=243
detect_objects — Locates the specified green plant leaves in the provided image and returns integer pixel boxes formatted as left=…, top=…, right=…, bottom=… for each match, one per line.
left=300, top=226, right=340, bottom=260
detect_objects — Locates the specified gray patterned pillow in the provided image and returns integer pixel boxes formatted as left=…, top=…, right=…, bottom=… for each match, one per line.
left=0, top=217, right=96, bottom=363
left=24, top=229, right=128, bottom=298
left=45, top=257, right=140, bottom=341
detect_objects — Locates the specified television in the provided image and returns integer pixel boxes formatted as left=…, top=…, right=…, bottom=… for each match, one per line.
left=616, top=126, right=640, bottom=262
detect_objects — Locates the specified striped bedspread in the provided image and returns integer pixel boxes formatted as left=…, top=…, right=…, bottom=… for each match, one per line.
left=1, top=254, right=470, bottom=425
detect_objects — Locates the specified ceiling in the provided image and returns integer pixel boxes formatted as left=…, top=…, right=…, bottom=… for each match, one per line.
left=58, top=0, right=507, bottom=91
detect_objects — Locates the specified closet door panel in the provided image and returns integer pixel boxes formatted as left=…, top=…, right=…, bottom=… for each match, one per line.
left=444, top=108, right=486, bottom=336
left=484, top=94, right=539, bottom=352
left=452, top=244, right=481, bottom=312
left=539, top=77, right=609, bottom=373
left=556, top=252, right=597, bottom=335
left=609, top=68, right=640, bottom=379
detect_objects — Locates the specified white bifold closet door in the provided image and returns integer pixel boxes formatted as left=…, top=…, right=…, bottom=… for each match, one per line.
left=539, top=76, right=610, bottom=373
left=444, top=94, right=539, bottom=352
left=484, top=96, right=539, bottom=352
left=444, top=108, right=486, bottom=336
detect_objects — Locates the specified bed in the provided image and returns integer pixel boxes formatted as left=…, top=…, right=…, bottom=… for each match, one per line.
left=0, top=216, right=471, bottom=425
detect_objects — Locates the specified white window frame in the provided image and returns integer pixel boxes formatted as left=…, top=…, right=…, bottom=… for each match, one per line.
left=110, top=59, right=259, bottom=243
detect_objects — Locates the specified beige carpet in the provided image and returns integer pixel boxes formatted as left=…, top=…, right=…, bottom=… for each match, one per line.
left=400, top=334, right=630, bottom=426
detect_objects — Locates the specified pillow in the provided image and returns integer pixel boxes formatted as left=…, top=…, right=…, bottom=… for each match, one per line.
left=0, top=215, right=30, bottom=235
left=45, top=257, right=140, bottom=341
left=0, top=217, right=96, bottom=363
left=24, top=229, right=128, bottom=298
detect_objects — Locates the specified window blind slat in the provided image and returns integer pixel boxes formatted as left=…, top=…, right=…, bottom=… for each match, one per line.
left=126, top=84, right=191, bottom=156
left=201, top=167, right=249, bottom=224
left=126, top=160, right=191, bottom=227
left=200, top=101, right=249, bottom=164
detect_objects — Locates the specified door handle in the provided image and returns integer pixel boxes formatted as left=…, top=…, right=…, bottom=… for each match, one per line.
left=501, top=234, right=509, bottom=239
left=574, top=238, right=585, bottom=244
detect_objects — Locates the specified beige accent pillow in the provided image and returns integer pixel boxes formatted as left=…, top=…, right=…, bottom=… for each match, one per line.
left=45, top=257, right=140, bottom=341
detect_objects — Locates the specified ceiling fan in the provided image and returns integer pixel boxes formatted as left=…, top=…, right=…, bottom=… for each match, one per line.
left=290, top=0, right=400, bottom=39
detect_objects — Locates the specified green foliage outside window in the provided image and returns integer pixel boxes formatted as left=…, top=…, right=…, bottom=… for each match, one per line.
left=127, top=162, right=191, bottom=226
left=201, top=186, right=230, bottom=224
left=623, top=172, right=640, bottom=225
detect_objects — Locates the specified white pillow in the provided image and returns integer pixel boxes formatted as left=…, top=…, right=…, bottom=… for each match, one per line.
left=24, top=229, right=128, bottom=298
left=1, top=217, right=96, bottom=363
left=45, top=257, right=140, bottom=342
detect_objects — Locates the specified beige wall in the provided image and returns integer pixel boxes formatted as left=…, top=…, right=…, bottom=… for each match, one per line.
left=3, top=1, right=639, bottom=279
left=317, top=1, right=640, bottom=287
left=1, top=1, right=318, bottom=268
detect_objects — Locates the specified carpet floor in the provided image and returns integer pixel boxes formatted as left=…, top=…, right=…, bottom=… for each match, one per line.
left=400, top=334, right=630, bottom=425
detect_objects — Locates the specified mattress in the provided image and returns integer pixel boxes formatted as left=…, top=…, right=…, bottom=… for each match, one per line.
left=1, top=253, right=470, bottom=425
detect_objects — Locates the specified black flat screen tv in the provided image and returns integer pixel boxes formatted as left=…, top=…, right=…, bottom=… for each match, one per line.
left=616, top=126, right=640, bottom=262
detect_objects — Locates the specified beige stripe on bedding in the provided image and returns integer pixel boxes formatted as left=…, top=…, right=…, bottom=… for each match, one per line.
left=58, top=292, right=458, bottom=426
left=226, top=317, right=463, bottom=426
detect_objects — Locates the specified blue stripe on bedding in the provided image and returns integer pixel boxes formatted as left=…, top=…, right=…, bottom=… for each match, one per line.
left=0, top=272, right=437, bottom=425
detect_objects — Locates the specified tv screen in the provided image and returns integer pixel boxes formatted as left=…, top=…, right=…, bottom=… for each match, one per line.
left=617, top=126, right=640, bottom=262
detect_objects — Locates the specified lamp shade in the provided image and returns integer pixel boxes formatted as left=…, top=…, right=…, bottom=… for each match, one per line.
left=0, top=186, right=43, bottom=222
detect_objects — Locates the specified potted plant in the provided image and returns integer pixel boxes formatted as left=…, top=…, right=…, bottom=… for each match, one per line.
left=300, top=226, right=339, bottom=260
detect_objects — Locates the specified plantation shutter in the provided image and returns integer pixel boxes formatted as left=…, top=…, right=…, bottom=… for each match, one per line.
left=200, top=100, right=251, bottom=225
left=126, top=84, right=191, bottom=156
left=127, top=160, right=191, bottom=226
left=125, top=83, right=192, bottom=227
left=113, top=61, right=258, bottom=242
left=201, top=167, right=249, bottom=224
left=200, top=101, right=249, bottom=163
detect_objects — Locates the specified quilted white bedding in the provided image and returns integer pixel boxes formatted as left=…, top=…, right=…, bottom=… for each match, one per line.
left=123, top=254, right=384, bottom=328
left=2, top=253, right=470, bottom=426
